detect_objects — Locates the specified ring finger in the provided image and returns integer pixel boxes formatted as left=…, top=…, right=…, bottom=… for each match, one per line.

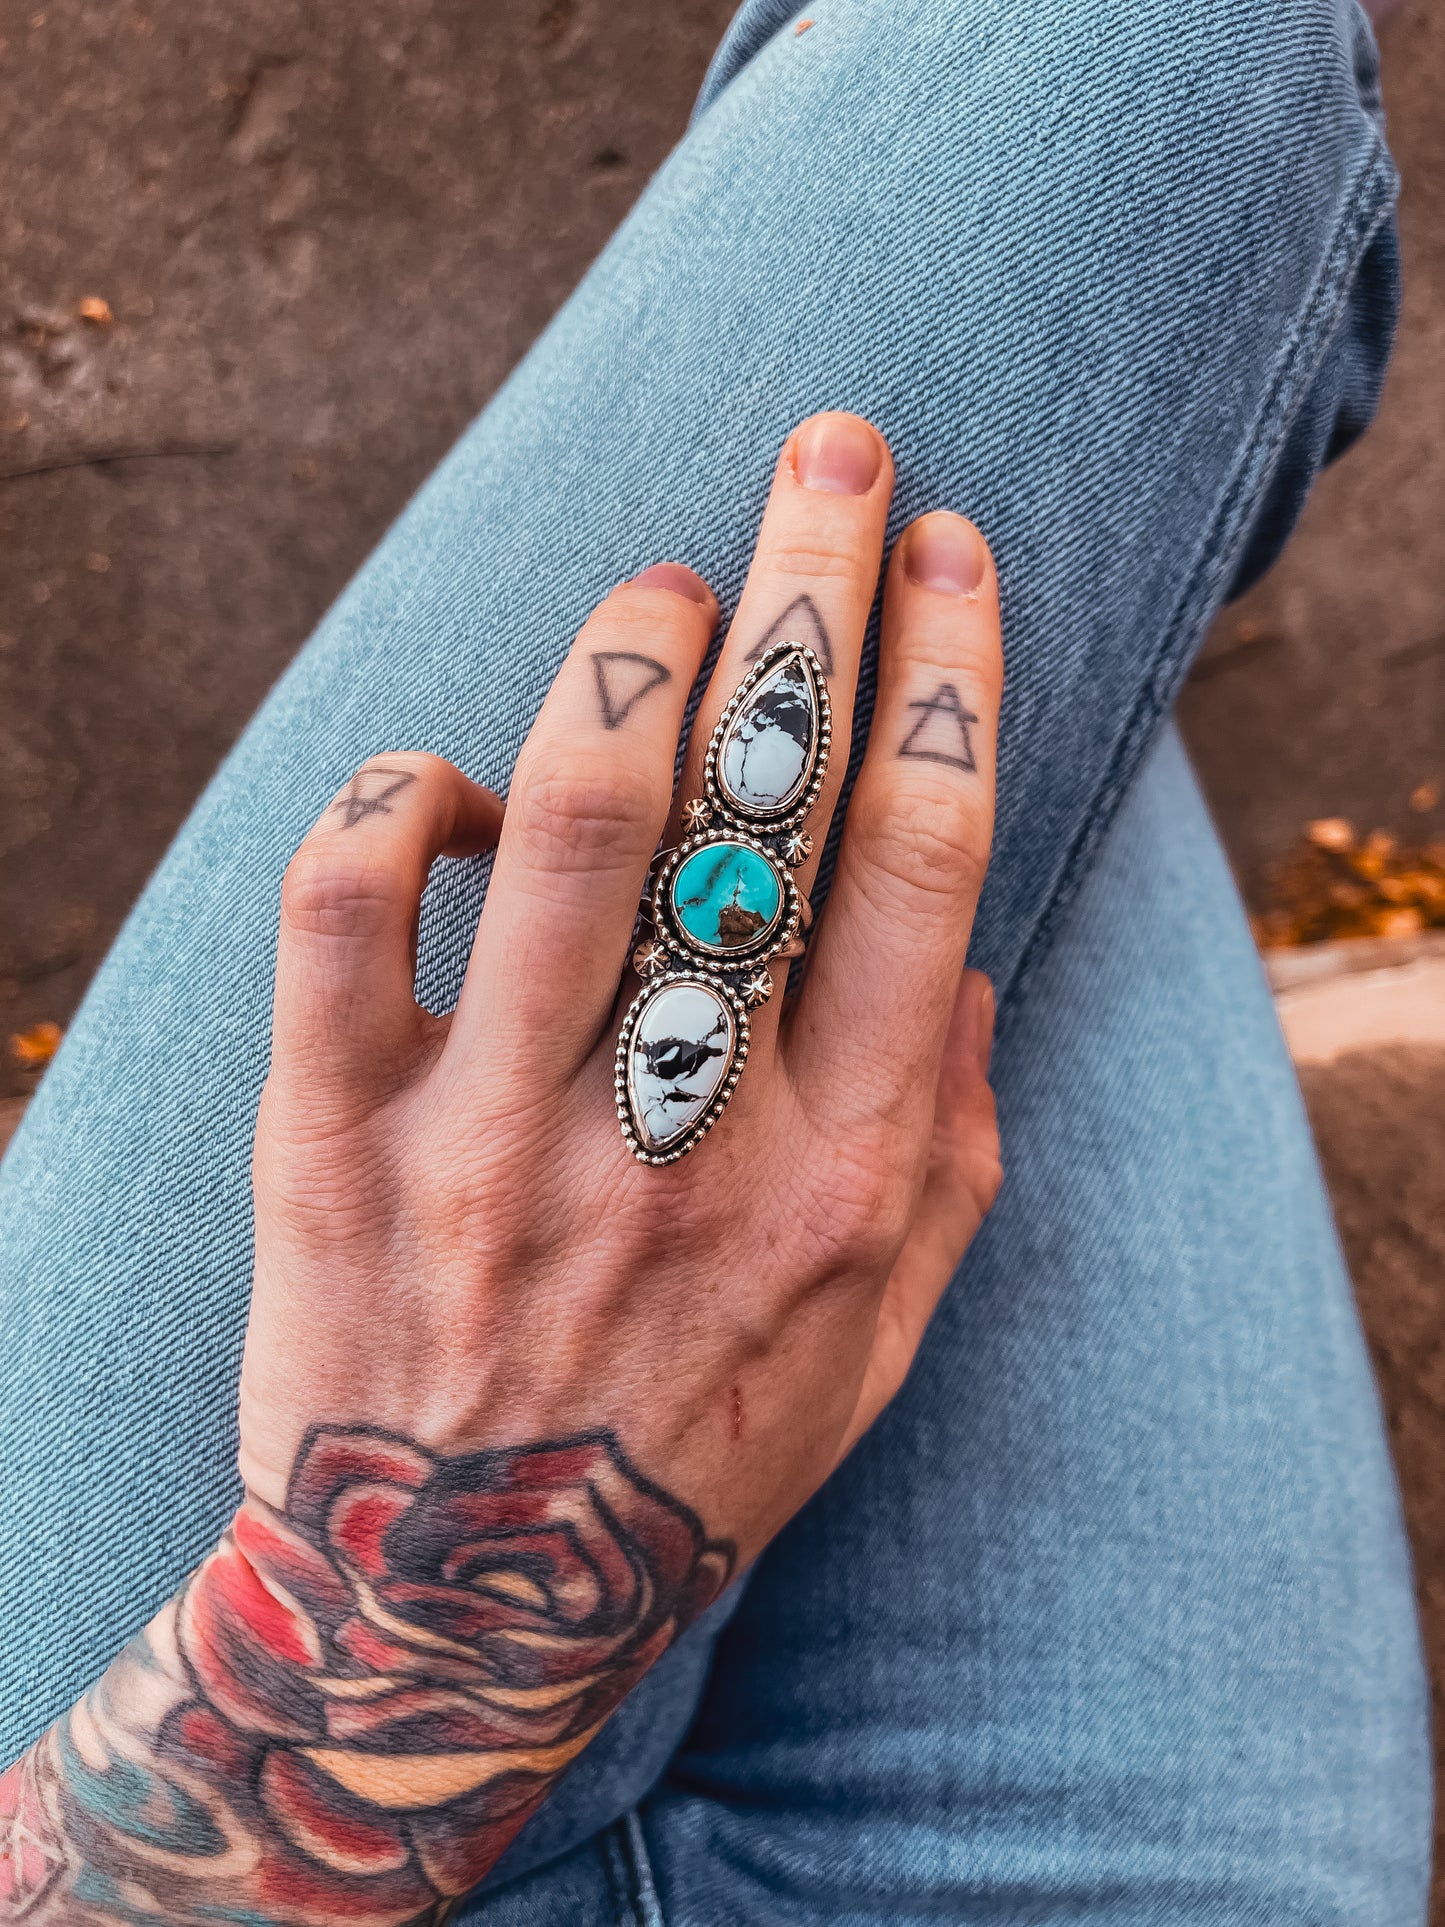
left=786, top=509, right=1003, bottom=1126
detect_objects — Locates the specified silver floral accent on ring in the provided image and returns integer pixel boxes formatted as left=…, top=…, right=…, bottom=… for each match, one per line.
left=616, top=643, right=829, bottom=1164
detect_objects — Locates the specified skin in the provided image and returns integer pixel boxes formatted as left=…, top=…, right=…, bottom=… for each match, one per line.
left=0, top=413, right=1005, bottom=1926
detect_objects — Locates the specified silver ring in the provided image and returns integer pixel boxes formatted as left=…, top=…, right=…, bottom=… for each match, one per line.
left=615, top=642, right=830, bottom=1164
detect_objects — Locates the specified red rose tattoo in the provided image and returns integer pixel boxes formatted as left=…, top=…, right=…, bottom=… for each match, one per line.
left=0, top=1429, right=733, bottom=1926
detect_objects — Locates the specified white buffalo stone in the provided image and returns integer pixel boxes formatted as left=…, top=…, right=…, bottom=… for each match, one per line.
left=627, top=981, right=736, bottom=1151
left=719, top=654, right=818, bottom=814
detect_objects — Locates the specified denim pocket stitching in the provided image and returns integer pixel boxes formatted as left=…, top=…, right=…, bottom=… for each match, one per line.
left=999, top=131, right=1400, bottom=1027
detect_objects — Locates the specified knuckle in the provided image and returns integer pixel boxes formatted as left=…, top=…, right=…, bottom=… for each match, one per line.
left=756, top=536, right=859, bottom=587
left=937, top=1084, right=1003, bottom=1217
left=855, top=787, right=991, bottom=907
left=965, top=1097, right=1005, bottom=1214
left=808, top=1141, right=914, bottom=1271
left=588, top=586, right=696, bottom=645
left=280, top=845, right=401, bottom=941
left=510, top=756, right=663, bottom=870
left=976, top=1148, right=1005, bottom=1214
left=875, top=1353, right=912, bottom=1415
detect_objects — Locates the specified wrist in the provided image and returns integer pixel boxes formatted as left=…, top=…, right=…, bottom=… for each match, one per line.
left=21, top=1421, right=729, bottom=1925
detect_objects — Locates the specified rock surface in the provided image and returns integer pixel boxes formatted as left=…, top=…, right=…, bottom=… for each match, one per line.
left=1176, top=0, right=1444, bottom=900
left=1299, top=1044, right=1445, bottom=1912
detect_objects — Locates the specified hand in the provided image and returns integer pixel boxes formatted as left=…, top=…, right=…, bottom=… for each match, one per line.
left=244, top=410, right=1002, bottom=1531
left=1, top=412, right=1003, bottom=1925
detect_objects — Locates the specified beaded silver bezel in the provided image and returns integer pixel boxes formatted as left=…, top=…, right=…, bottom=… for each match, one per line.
left=615, top=641, right=829, bottom=1165
left=614, top=970, right=751, bottom=1166
left=703, top=641, right=832, bottom=833
left=651, top=830, right=802, bottom=968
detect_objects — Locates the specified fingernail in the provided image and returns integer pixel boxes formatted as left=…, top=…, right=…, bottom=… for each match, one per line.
left=976, top=980, right=995, bottom=1075
left=904, top=514, right=988, bottom=596
left=793, top=413, right=883, bottom=495
left=631, top=561, right=713, bottom=606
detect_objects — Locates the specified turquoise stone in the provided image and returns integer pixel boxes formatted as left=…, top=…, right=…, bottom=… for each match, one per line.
left=671, top=841, right=782, bottom=952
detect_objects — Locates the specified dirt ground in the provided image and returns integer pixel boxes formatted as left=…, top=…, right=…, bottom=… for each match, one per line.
left=2, top=0, right=1442, bottom=1904
left=1178, top=0, right=1444, bottom=896
left=1304, top=1044, right=1445, bottom=1907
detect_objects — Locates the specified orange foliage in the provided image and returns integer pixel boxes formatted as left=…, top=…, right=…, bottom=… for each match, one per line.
left=9, top=1022, right=63, bottom=1068
left=1254, top=821, right=1445, bottom=949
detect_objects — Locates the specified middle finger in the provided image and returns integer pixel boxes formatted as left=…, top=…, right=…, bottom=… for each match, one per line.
left=655, top=412, right=896, bottom=1056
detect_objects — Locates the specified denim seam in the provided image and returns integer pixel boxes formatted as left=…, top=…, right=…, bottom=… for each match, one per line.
left=689, top=0, right=802, bottom=126
left=599, top=1816, right=641, bottom=1927
left=998, top=131, right=1400, bottom=1031
left=599, top=1809, right=666, bottom=1927
left=622, top=1809, right=667, bottom=1927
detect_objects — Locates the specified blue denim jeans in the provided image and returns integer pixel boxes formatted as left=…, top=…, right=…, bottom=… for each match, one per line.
left=0, top=0, right=1428, bottom=1919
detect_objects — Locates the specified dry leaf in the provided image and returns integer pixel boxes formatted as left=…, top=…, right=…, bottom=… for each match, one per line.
left=1307, top=817, right=1354, bottom=852
left=1258, top=823, right=1445, bottom=948
left=9, top=1022, right=63, bottom=1068
left=1373, top=907, right=1425, bottom=940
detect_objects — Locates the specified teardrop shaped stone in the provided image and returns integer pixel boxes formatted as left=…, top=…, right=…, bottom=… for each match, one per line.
left=628, top=981, right=736, bottom=1152
left=670, top=841, right=782, bottom=952
left=718, top=653, right=819, bottom=814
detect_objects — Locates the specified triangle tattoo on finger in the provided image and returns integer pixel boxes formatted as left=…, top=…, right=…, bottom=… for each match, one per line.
left=743, top=594, right=835, bottom=676
left=334, top=767, right=417, bottom=828
left=899, top=681, right=979, bottom=771
left=591, top=652, right=671, bottom=730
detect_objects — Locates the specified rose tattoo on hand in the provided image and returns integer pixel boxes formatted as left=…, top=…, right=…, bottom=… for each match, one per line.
left=1, top=1427, right=733, bottom=1924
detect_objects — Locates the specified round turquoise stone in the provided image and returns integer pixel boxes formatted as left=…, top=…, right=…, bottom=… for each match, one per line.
left=671, top=841, right=782, bottom=952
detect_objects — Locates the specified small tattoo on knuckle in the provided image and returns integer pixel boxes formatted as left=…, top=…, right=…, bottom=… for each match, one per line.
left=332, top=766, right=418, bottom=828
left=591, top=651, right=670, bottom=729
left=898, top=681, right=979, bottom=772
left=743, top=593, right=835, bottom=676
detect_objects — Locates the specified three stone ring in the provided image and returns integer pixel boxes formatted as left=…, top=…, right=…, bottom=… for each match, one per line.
left=615, top=642, right=830, bottom=1164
